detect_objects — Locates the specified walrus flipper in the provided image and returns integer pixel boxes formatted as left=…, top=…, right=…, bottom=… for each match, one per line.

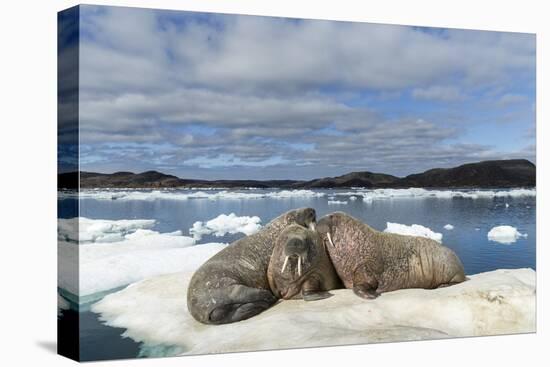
left=302, top=290, right=333, bottom=301
left=208, top=285, right=277, bottom=324
left=351, top=265, right=379, bottom=300
left=301, top=277, right=333, bottom=301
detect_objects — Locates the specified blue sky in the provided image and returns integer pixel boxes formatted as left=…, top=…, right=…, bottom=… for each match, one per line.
left=73, top=5, right=535, bottom=180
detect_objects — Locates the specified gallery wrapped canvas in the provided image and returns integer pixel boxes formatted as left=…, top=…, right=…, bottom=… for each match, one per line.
left=57, top=4, right=536, bottom=362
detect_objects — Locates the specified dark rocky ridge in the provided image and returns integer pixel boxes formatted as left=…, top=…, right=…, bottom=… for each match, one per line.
left=400, top=159, right=535, bottom=188
left=58, top=159, right=535, bottom=189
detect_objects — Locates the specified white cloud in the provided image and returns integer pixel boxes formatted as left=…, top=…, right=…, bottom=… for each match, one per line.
left=80, top=7, right=535, bottom=94
left=74, top=5, right=536, bottom=178
left=498, top=93, right=528, bottom=106
left=412, top=86, right=466, bottom=101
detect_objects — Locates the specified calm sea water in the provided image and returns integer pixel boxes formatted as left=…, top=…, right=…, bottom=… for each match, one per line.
left=58, top=188, right=536, bottom=360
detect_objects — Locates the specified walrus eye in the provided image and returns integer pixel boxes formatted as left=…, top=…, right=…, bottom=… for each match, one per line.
left=326, top=232, right=336, bottom=247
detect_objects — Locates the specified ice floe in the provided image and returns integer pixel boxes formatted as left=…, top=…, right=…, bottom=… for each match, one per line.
left=189, top=213, right=262, bottom=241
left=328, top=200, right=348, bottom=205
left=58, top=293, right=71, bottom=317
left=58, top=217, right=155, bottom=243
left=444, top=224, right=454, bottom=230
left=92, top=268, right=535, bottom=357
left=488, top=226, right=528, bottom=244
left=384, top=222, right=443, bottom=242
left=58, top=217, right=227, bottom=302
left=65, top=187, right=535, bottom=202
left=359, top=188, right=535, bottom=202
left=74, top=189, right=325, bottom=201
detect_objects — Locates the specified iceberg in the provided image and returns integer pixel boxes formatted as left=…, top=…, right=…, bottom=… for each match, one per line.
left=58, top=217, right=156, bottom=243
left=328, top=200, right=348, bottom=205
left=75, top=189, right=326, bottom=201
left=189, top=213, right=262, bottom=241
left=384, top=222, right=443, bottom=242
left=488, top=226, right=528, bottom=244
left=360, top=188, right=535, bottom=202
left=63, top=188, right=535, bottom=202
left=444, top=224, right=454, bottom=230
left=92, top=268, right=535, bottom=357
left=58, top=217, right=227, bottom=302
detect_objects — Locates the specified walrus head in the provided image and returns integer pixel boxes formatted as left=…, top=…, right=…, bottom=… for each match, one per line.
left=315, top=212, right=347, bottom=248
left=268, top=224, right=335, bottom=300
left=284, top=207, right=317, bottom=231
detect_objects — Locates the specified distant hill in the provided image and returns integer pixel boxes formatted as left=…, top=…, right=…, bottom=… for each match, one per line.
left=58, top=159, right=535, bottom=189
left=79, top=171, right=187, bottom=188
left=293, top=171, right=400, bottom=189
left=400, top=159, right=535, bottom=188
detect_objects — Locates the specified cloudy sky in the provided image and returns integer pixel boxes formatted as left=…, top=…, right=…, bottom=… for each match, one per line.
left=75, top=5, right=535, bottom=180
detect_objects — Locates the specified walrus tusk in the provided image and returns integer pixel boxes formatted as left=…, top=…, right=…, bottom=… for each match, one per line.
left=298, top=256, right=302, bottom=276
left=281, top=256, right=289, bottom=273
left=308, top=222, right=316, bottom=231
left=327, top=232, right=335, bottom=247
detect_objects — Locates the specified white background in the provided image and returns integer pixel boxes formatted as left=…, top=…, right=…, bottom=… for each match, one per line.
left=0, top=0, right=547, bottom=366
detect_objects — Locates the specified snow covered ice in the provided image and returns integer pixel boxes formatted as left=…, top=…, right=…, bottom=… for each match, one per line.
left=189, top=213, right=262, bottom=241
left=58, top=217, right=156, bottom=243
left=67, top=187, right=536, bottom=202
left=74, top=189, right=326, bottom=201
left=92, top=268, right=536, bottom=356
left=384, top=222, right=443, bottom=242
left=488, top=225, right=528, bottom=244
left=328, top=200, right=348, bottom=205
left=58, top=217, right=228, bottom=302
left=359, top=188, right=535, bottom=201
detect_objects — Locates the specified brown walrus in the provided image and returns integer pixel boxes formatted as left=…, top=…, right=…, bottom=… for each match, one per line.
left=187, top=208, right=316, bottom=325
left=267, top=224, right=342, bottom=301
left=316, top=212, right=466, bottom=299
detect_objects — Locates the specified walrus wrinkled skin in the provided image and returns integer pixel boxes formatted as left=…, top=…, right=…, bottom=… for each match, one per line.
left=316, top=212, right=466, bottom=299
left=267, top=224, right=342, bottom=302
left=187, top=208, right=317, bottom=325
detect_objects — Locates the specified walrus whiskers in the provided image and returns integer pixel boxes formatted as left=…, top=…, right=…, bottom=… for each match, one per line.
left=326, top=232, right=335, bottom=247
left=281, top=256, right=290, bottom=273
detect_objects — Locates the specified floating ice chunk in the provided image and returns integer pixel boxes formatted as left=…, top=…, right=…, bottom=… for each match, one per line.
left=384, top=222, right=443, bottom=242
left=269, top=190, right=325, bottom=199
left=58, top=294, right=70, bottom=310
left=58, top=293, right=71, bottom=317
left=328, top=200, right=348, bottom=205
left=444, top=224, right=454, bottom=230
left=92, top=268, right=535, bottom=357
left=59, top=239, right=225, bottom=301
left=189, top=213, right=262, bottom=241
left=488, top=226, right=527, bottom=244
left=70, top=188, right=535, bottom=202
left=76, top=189, right=326, bottom=201
left=58, top=217, right=155, bottom=243
left=58, top=218, right=228, bottom=300
left=359, top=188, right=536, bottom=202
left=349, top=196, right=358, bottom=201
left=505, top=203, right=510, bottom=208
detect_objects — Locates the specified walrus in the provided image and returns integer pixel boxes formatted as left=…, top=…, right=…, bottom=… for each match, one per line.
left=187, top=208, right=317, bottom=325
left=267, top=224, right=342, bottom=302
left=316, top=212, right=466, bottom=299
